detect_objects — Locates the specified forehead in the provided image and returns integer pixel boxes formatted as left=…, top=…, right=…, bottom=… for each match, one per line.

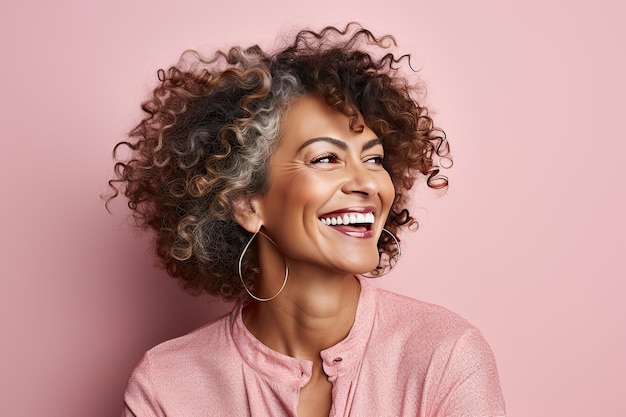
left=277, top=95, right=377, bottom=151
left=280, top=96, right=348, bottom=137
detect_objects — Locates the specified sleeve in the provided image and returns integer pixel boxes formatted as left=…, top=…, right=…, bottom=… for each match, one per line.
left=122, top=352, right=165, bottom=417
left=432, top=328, right=506, bottom=417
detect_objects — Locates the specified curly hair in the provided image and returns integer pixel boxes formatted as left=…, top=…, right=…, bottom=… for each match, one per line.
left=108, top=23, right=451, bottom=300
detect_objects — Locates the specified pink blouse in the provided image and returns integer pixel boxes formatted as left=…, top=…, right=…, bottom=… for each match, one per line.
left=123, top=277, right=505, bottom=416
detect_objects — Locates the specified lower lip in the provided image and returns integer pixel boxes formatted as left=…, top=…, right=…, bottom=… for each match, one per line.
left=325, top=225, right=374, bottom=239
left=344, top=230, right=374, bottom=238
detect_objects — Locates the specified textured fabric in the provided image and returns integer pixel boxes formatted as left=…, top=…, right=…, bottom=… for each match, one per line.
left=123, top=277, right=506, bottom=416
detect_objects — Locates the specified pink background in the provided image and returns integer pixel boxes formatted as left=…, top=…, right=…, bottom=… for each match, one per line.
left=1, top=1, right=624, bottom=415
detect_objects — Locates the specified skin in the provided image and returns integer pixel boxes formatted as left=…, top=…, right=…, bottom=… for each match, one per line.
left=235, top=95, right=395, bottom=417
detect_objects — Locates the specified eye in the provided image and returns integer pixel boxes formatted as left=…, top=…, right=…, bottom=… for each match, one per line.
left=310, top=153, right=340, bottom=164
left=364, top=155, right=384, bottom=165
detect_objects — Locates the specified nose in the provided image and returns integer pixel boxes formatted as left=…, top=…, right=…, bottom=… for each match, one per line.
left=340, top=161, right=380, bottom=197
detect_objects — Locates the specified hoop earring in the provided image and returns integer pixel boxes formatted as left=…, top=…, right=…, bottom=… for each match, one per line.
left=360, top=228, right=401, bottom=278
left=237, top=229, right=289, bottom=302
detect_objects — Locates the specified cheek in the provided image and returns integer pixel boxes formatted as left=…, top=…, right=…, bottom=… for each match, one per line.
left=380, top=173, right=396, bottom=209
left=282, top=171, right=337, bottom=205
left=263, top=174, right=331, bottom=224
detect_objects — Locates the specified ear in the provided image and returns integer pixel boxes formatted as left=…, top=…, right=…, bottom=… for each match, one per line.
left=233, top=195, right=263, bottom=233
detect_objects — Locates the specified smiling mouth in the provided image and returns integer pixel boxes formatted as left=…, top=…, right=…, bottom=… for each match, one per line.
left=320, top=212, right=375, bottom=226
left=318, top=212, right=375, bottom=238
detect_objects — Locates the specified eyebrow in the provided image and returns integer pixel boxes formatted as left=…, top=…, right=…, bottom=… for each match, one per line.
left=296, top=137, right=383, bottom=153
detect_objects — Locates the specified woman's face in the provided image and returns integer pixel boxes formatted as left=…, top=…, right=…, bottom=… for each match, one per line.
left=252, top=95, right=395, bottom=277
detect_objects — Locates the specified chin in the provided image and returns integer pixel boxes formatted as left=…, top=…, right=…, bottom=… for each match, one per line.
left=347, top=257, right=380, bottom=275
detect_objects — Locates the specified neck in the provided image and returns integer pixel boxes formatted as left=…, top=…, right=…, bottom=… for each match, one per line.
left=242, top=271, right=361, bottom=361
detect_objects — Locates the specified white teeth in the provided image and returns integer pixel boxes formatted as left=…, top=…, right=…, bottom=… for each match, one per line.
left=319, top=212, right=375, bottom=226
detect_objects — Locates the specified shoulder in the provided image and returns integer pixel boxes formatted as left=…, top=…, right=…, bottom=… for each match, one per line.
left=365, top=284, right=501, bottom=383
left=123, top=310, right=243, bottom=415
left=134, top=309, right=241, bottom=383
left=369, top=284, right=475, bottom=342
left=129, top=313, right=234, bottom=384
left=364, top=285, right=506, bottom=415
left=146, top=311, right=232, bottom=360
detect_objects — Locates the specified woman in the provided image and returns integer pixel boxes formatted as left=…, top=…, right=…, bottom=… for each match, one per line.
left=111, top=23, right=505, bottom=417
